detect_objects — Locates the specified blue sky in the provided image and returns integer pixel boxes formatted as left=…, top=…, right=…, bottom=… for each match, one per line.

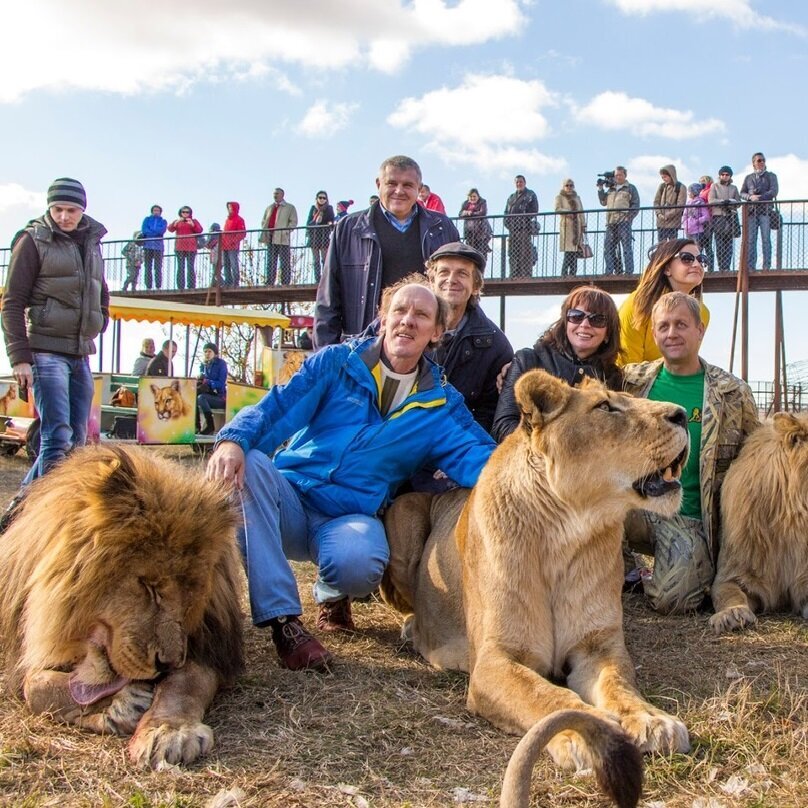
left=1, top=0, right=806, bottom=380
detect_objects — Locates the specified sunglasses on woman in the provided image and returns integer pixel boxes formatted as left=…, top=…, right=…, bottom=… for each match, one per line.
left=677, top=252, right=708, bottom=266
left=566, top=309, right=608, bottom=328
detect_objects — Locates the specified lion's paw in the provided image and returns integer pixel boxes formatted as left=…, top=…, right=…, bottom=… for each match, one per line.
left=620, top=708, right=690, bottom=755
left=709, top=605, right=757, bottom=635
left=129, top=720, right=214, bottom=769
left=75, top=683, right=154, bottom=736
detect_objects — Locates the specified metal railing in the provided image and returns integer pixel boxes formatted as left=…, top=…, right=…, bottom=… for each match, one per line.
left=749, top=381, right=804, bottom=414
left=1, top=200, right=806, bottom=293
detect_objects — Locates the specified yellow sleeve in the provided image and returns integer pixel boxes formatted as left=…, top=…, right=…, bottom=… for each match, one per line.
left=618, top=294, right=652, bottom=366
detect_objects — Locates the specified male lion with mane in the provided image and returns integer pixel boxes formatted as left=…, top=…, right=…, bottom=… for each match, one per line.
left=710, top=411, right=808, bottom=633
left=0, top=445, right=244, bottom=769
left=382, top=371, right=690, bottom=807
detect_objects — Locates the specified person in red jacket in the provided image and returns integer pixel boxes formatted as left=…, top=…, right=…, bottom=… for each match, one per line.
left=417, top=184, right=446, bottom=214
left=167, top=205, right=203, bottom=290
left=222, top=201, right=246, bottom=287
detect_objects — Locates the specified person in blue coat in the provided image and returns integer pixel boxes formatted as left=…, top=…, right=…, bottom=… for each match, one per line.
left=140, top=204, right=168, bottom=289
left=207, top=278, right=494, bottom=672
left=196, top=342, right=228, bottom=435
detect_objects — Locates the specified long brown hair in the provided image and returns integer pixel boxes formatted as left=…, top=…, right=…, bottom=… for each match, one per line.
left=542, top=285, right=623, bottom=368
left=633, top=238, right=702, bottom=328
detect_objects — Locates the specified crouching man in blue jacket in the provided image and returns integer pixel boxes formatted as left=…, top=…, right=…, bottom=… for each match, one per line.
left=206, top=277, right=495, bottom=671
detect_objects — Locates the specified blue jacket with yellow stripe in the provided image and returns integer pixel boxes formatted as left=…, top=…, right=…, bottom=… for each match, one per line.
left=217, top=336, right=495, bottom=518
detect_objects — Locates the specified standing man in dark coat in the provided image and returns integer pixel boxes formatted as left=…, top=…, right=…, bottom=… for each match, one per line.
left=1, top=177, right=109, bottom=487
left=504, top=174, right=539, bottom=279
left=313, top=155, right=459, bottom=348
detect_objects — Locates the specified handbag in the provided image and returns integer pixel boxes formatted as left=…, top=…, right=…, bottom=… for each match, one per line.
left=769, top=204, right=781, bottom=230
left=579, top=234, right=593, bottom=259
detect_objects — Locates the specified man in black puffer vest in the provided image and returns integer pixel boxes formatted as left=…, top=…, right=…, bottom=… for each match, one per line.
left=2, top=177, right=109, bottom=495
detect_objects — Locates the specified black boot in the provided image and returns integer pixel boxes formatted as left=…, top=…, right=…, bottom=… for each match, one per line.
left=200, top=414, right=215, bottom=436
left=0, top=492, right=25, bottom=534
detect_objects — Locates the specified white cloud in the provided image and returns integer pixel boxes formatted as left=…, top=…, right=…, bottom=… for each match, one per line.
left=296, top=101, right=359, bottom=137
left=574, top=91, right=725, bottom=139
left=605, top=0, right=806, bottom=35
left=0, top=183, right=46, bottom=215
left=388, top=74, right=566, bottom=175
left=0, top=1, right=527, bottom=102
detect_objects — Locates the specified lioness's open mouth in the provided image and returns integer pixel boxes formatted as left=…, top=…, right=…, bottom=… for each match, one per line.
left=632, top=446, right=687, bottom=498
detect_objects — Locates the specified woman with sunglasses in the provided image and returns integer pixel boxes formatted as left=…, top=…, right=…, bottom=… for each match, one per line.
left=492, top=285, right=622, bottom=442
left=306, top=191, right=335, bottom=283
left=167, top=206, right=203, bottom=290
left=618, top=238, right=710, bottom=365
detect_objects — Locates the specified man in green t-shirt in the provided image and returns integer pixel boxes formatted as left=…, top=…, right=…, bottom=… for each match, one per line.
left=623, top=292, right=759, bottom=613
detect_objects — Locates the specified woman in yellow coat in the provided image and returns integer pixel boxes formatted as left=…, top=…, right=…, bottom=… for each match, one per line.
left=618, top=237, right=710, bottom=365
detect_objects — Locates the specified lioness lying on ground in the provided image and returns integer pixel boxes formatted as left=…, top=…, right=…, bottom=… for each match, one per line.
left=710, top=411, right=808, bottom=634
left=0, top=445, right=244, bottom=769
left=383, top=371, right=690, bottom=807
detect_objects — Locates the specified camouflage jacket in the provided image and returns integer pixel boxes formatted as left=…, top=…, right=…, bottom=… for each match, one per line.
left=622, top=358, right=760, bottom=558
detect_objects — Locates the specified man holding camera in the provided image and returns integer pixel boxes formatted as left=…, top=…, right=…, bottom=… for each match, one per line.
left=597, top=166, right=640, bottom=275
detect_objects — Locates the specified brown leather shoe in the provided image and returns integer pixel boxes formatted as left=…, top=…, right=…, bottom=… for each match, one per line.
left=317, top=597, right=356, bottom=632
left=271, top=617, right=332, bottom=671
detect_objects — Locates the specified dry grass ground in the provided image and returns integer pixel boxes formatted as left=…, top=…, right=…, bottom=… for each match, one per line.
left=0, top=449, right=805, bottom=808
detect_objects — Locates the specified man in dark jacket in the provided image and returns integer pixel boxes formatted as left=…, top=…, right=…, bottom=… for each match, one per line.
left=740, top=152, right=779, bottom=270
left=504, top=174, right=539, bottom=279
left=145, top=340, right=177, bottom=377
left=1, top=177, right=109, bottom=486
left=426, top=242, right=513, bottom=433
left=313, top=155, right=459, bottom=348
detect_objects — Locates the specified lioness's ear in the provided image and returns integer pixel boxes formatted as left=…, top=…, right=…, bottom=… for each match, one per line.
left=171, top=380, right=180, bottom=392
left=150, top=383, right=159, bottom=397
left=515, top=370, right=570, bottom=433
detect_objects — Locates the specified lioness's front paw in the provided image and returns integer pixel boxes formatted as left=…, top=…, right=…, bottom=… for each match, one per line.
left=129, top=720, right=214, bottom=768
left=620, top=708, right=690, bottom=755
left=709, top=605, right=757, bottom=635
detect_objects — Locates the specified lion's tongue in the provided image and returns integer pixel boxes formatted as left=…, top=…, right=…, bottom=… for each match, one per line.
left=69, top=673, right=130, bottom=706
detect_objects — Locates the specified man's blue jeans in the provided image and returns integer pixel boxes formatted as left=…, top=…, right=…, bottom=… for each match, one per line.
left=24, top=352, right=95, bottom=485
left=604, top=222, right=635, bottom=275
left=746, top=212, right=771, bottom=269
left=239, top=450, right=389, bottom=625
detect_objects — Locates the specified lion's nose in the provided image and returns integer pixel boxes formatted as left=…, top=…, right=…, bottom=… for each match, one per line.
left=667, top=408, right=688, bottom=430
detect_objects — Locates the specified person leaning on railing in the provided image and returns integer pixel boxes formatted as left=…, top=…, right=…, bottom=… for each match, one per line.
left=740, top=152, right=779, bottom=270
left=707, top=166, right=741, bottom=272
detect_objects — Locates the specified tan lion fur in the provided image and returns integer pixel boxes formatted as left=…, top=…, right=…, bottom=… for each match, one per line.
left=710, top=411, right=808, bottom=633
left=0, top=445, right=244, bottom=768
left=383, top=371, right=691, bottom=808
left=150, top=380, right=189, bottom=419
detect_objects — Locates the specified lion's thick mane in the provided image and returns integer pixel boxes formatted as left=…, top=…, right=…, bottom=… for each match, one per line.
left=0, top=445, right=243, bottom=693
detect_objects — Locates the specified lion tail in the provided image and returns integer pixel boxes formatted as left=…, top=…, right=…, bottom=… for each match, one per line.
left=500, top=709, right=642, bottom=808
